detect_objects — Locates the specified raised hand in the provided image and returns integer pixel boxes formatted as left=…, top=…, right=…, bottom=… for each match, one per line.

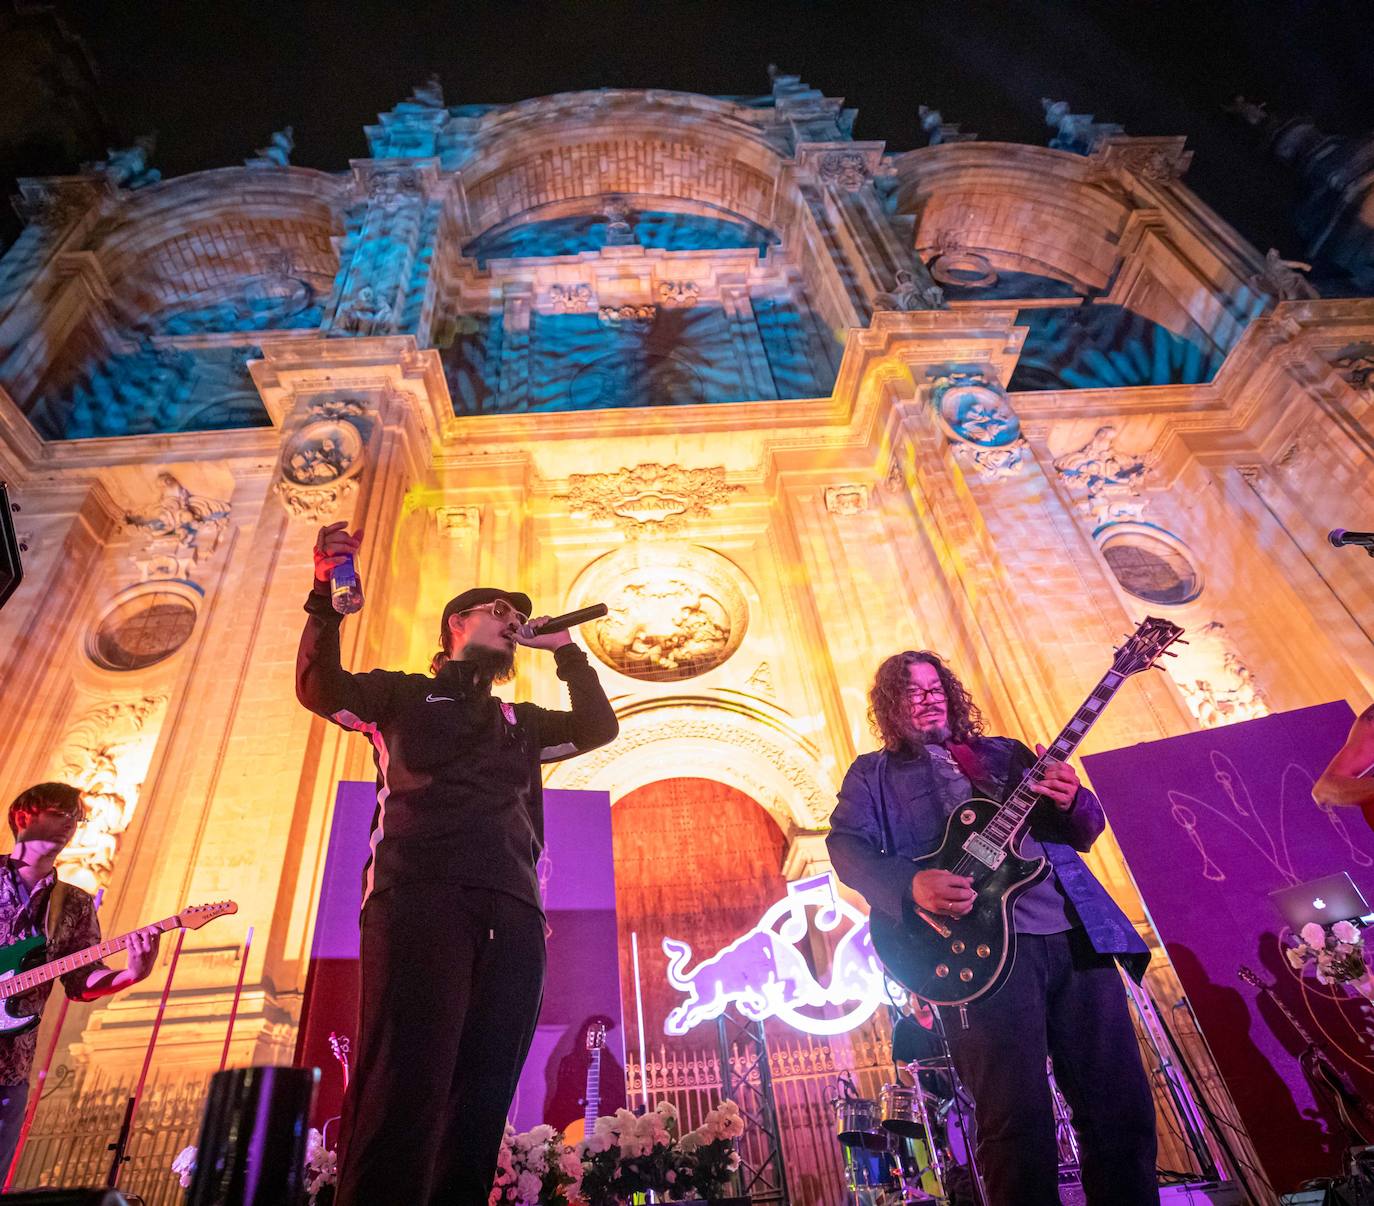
left=313, top=520, right=364, bottom=583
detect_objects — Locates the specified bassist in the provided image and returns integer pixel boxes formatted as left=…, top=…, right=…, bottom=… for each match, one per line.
left=0, top=783, right=160, bottom=1176
left=828, top=651, right=1156, bottom=1206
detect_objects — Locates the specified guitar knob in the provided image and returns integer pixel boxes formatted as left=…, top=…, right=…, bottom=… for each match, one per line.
left=976, top=945, right=990, bottom=958
left=935, top=964, right=950, bottom=978
left=951, top=941, right=965, bottom=954
left=959, top=969, right=974, bottom=982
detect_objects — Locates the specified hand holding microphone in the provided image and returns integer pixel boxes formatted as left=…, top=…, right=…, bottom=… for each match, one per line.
left=514, top=603, right=609, bottom=649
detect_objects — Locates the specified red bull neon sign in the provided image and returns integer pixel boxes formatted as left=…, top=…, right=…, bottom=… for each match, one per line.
left=661, top=873, right=903, bottom=1036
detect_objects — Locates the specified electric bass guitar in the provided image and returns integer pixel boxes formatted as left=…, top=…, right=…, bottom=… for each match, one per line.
left=871, top=617, right=1183, bottom=1006
left=561, top=1018, right=607, bottom=1145
left=1237, top=964, right=1374, bottom=1144
left=0, top=900, right=237, bottom=1035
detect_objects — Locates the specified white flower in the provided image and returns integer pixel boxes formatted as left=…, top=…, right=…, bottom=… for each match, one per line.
left=1286, top=945, right=1309, bottom=970
left=558, top=1147, right=583, bottom=1181
left=1334, top=920, right=1362, bottom=944
left=526, top=1123, right=556, bottom=1145
left=516, top=1170, right=542, bottom=1202
left=1302, top=922, right=1327, bottom=948
left=656, top=1100, right=679, bottom=1120
left=727, top=1151, right=741, bottom=1171
left=171, top=1145, right=197, bottom=1189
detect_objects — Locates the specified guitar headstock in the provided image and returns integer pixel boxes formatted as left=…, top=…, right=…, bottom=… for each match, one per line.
left=585, top=1019, right=607, bottom=1052
left=1237, top=965, right=1262, bottom=989
left=1112, top=617, right=1186, bottom=677
left=177, top=901, right=238, bottom=930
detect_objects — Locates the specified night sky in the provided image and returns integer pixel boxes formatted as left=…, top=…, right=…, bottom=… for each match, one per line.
left=12, top=0, right=1374, bottom=261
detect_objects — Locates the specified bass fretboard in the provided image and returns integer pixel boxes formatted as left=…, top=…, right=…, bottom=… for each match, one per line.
left=0, top=915, right=181, bottom=999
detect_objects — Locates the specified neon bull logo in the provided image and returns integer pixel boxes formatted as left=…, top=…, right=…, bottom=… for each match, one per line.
left=662, top=872, right=901, bottom=1037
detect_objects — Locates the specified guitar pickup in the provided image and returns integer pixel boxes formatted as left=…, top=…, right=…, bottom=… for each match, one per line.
left=962, top=832, right=1006, bottom=870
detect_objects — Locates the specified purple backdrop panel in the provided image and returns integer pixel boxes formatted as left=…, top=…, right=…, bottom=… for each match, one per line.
left=311, top=779, right=377, bottom=959
left=510, top=788, right=627, bottom=1134
left=1083, top=701, right=1370, bottom=1192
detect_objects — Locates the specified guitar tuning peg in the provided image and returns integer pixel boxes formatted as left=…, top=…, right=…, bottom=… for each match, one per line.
left=1162, top=650, right=1178, bottom=657
left=1173, top=639, right=1190, bottom=646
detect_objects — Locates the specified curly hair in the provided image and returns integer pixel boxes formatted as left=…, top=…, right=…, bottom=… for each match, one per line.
left=868, top=651, right=985, bottom=753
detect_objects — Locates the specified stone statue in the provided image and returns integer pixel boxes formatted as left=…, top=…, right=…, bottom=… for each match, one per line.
left=918, top=105, right=976, bottom=146
left=1041, top=99, right=1122, bottom=156
left=124, top=472, right=232, bottom=560
left=1251, top=248, right=1318, bottom=301
left=873, top=268, right=943, bottom=312
left=411, top=73, right=445, bottom=108
left=87, top=135, right=161, bottom=189
left=246, top=125, right=294, bottom=168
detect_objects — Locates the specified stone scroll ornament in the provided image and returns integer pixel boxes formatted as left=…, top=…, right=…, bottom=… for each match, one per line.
left=274, top=410, right=365, bottom=524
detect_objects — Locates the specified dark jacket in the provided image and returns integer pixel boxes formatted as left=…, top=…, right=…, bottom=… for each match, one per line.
left=828, top=736, right=1149, bottom=980
left=297, top=585, right=619, bottom=910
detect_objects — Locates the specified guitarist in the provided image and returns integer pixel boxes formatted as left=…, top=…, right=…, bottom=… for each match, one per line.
left=0, top=783, right=160, bottom=1174
left=827, top=652, right=1155, bottom=1206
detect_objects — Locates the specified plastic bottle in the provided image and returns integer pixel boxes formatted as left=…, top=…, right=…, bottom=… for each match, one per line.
left=330, top=554, right=364, bottom=615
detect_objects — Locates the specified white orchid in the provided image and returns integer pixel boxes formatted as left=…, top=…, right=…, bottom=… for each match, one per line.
left=171, top=1145, right=197, bottom=1189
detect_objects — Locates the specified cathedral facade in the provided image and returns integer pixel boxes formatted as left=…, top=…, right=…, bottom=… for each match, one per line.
left=1, top=72, right=1372, bottom=1200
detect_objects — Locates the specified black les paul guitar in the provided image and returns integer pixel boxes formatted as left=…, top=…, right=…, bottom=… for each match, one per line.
left=1237, top=964, right=1374, bottom=1144
left=871, top=617, right=1184, bottom=1006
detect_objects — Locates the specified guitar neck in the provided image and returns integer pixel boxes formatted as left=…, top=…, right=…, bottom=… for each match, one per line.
left=1, top=915, right=181, bottom=998
left=984, top=667, right=1126, bottom=847
left=584, top=1048, right=601, bottom=1129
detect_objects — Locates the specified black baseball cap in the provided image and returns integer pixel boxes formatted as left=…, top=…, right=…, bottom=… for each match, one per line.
left=439, top=587, right=533, bottom=648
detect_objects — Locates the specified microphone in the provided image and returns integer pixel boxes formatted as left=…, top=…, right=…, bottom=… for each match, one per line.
left=1329, top=529, right=1374, bottom=552
left=523, top=603, right=609, bottom=637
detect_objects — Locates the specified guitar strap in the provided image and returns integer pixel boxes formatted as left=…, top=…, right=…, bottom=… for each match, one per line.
left=945, top=741, right=1000, bottom=799
left=43, top=880, right=69, bottom=951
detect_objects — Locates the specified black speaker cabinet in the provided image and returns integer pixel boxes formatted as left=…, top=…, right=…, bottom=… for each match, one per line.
left=0, top=481, right=22, bottom=611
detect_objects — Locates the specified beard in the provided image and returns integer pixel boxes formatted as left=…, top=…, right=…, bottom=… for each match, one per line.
left=915, top=720, right=951, bottom=745
left=462, top=644, right=516, bottom=684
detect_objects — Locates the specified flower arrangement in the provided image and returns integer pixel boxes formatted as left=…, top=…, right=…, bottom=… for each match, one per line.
left=489, top=1123, right=584, bottom=1206
left=1287, top=919, right=1374, bottom=996
left=669, top=1100, right=745, bottom=1200
left=577, top=1102, right=679, bottom=1205
left=171, top=1127, right=338, bottom=1203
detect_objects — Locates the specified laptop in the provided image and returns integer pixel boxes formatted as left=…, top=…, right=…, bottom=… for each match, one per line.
left=1269, top=873, right=1372, bottom=931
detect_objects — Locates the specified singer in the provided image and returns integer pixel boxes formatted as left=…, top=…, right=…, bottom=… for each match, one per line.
left=297, top=520, right=619, bottom=1206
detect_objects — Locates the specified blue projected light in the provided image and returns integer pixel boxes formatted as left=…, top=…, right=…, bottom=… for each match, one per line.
left=1009, top=304, right=1225, bottom=391
left=40, top=342, right=270, bottom=440
left=464, top=211, right=776, bottom=266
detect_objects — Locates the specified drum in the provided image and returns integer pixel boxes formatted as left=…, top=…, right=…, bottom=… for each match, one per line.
left=938, top=1087, right=978, bottom=1168
left=833, top=1096, right=885, bottom=1150
left=880, top=1082, right=925, bottom=1139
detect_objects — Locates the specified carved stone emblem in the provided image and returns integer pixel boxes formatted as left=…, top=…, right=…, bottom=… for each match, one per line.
left=570, top=544, right=750, bottom=682
left=123, top=473, right=231, bottom=582
left=657, top=281, right=700, bottom=307
left=275, top=418, right=364, bottom=523
left=562, top=463, right=743, bottom=538
left=550, top=284, right=594, bottom=313
left=818, top=151, right=872, bottom=191
left=1053, top=425, right=1149, bottom=525
left=932, top=374, right=1022, bottom=448
left=824, top=485, right=871, bottom=515
left=952, top=441, right=1029, bottom=481
left=434, top=505, right=480, bottom=540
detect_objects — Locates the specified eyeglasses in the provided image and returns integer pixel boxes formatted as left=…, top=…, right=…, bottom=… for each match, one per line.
left=904, top=685, right=946, bottom=705
left=459, top=599, right=529, bottom=627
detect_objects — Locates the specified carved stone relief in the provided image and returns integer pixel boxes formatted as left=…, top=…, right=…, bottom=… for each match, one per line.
left=598, top=304, right=657, bottom=331
left=123, top=472, right=231, bottom=582
left=1168, top=621, right=1270, bottom=729
left=561, top=463, right=743, bottom=538
left=434, top=505, right=480, bottom=541
left=48, top=695, right=168, bottom=893
left=550, top=707, right=831, bottom=830
left=952, top=441, right=1029, bottom=481
left=931, top=374, right=1030, bottom=480
left=550, top=284, right=594, bottom=313
left=824, top=484, right=871, bottom=515
left=818, top=151, right=872, bottom=191
left=873, top=269, right=943, bottom=313
left=657, top=281, right=700, bottom=307
left=275, top=416, right=365, bottom=524
left=569, top=543, right=750, bottom=682
left=1333, top=344, right=1374, bottom=394
left=1053, top=424, right=1150, bottom=525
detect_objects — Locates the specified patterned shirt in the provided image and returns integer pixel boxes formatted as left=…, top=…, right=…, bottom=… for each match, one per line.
left=0, top=860, right=106, bottom=1086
